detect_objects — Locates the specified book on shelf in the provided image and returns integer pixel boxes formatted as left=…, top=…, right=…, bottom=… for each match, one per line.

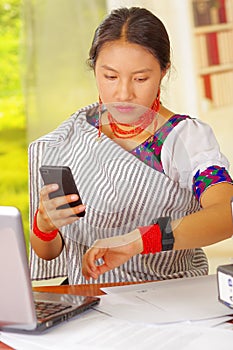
left=192, top=0, right=228, bottom=26
left=211, top=71, right=233, bottom=107
left=218, top=0, right=227, bottom=23
left=200, top=71, right=233, bottom=108
left=218, top=30, right=233, bottom=64
left=195, top=34, right=209, bottom=68
left=202, top=74, right=213, bottom=100
left=195, top=29, right=233, bottom=67
left=206, top=32, right=220, bottom=65
left=193, top=0, right=212, bottom=26
left=226, top=0, right=233, bottom=22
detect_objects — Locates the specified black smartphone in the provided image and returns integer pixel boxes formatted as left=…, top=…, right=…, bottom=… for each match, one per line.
left=39, top=165, right=85, bottom=217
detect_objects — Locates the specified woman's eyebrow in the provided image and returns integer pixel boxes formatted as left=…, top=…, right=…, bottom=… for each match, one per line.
left=101, top=65, right=153, bottom=74
left=101, top=65, right=118, bottom=72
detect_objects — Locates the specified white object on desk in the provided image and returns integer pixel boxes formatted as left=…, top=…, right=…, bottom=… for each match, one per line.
left=99, top=274, right=233, bottom=324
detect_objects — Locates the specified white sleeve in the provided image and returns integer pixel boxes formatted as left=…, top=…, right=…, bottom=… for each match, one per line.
left=161, top=118, right=230, bottom=191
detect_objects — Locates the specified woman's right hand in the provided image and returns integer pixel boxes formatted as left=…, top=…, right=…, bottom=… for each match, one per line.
left=82, top=229, right=143, bottom=280
left=37, top=183, right=86, bottom=232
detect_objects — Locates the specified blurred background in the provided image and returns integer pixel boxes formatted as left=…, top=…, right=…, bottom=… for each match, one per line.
left=1, top=0, right=233, bottom=274
left=0, top=0, right=29, bottom=241
left=0, top=0, right=106, bottom=250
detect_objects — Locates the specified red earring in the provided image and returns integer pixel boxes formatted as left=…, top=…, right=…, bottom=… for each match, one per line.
left=96, top=96, right=102, bottom=141
left=151, top=88, right=160, bottom=113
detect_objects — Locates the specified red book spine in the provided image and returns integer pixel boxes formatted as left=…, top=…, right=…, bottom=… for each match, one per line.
left=218, top=0, right=227, bottom=23
left=202, top=74, right=212, bottom=100
left=206, top=32, right=220, bottom=65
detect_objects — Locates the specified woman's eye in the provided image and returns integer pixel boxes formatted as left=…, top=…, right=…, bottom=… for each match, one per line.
left=104, top=74, right=117, bottom=80
left=135, top=77, right=148, bottom=82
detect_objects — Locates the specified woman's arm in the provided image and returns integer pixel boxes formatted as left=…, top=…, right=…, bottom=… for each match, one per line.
left=173, top=182, right=233, bottom=249
left=30, top=183, right=86, bottom=260
left=30, top=226, right=64, bottom=261
left=82, top=182, right=233, bottom=279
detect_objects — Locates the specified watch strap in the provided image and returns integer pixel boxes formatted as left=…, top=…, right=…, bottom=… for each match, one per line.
left=153, top=217, right=174, bottom=251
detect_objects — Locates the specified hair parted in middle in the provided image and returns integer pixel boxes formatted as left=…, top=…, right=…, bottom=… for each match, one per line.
left=87, top=7, right=171, bottom=72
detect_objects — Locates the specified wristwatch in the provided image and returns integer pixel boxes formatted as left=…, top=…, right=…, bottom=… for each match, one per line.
left=153, top=217, right=174, bottom=251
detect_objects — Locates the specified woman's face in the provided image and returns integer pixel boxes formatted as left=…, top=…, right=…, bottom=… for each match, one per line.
left=95, top=40, right=166, bottom=109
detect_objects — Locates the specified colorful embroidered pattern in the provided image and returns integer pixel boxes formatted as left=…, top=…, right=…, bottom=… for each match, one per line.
left=87, top=113, right=190, bottom=172
left=193, top=166, right=233, bottom=200
left=130, top=115, right=189, bottom=172
left=87, top=113, right=232, bottom=201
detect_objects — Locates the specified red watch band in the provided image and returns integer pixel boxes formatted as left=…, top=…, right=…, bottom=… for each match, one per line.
left=33, top=209, right=58, bottom=241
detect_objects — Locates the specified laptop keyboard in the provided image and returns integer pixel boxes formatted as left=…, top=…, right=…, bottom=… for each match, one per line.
left=35, top=300, right=72, bottom=319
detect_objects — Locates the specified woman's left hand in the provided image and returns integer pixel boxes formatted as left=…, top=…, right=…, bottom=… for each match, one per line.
left=82, top=229, right=143, bottom=280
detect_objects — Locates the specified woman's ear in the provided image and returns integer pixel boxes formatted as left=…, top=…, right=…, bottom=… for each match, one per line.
left=161, top=63, right=171, bottom=79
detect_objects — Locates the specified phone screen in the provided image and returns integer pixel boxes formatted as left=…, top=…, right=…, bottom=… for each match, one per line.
left=39, top=165, right=85, bottom=217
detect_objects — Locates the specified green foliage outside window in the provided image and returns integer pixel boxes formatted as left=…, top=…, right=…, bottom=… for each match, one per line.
left=0, top=0, right=107, bottom=251
left=0, top=0, right=29, bottom=246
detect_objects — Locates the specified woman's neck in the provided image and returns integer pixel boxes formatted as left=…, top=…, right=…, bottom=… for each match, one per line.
left=100, top=105, right=174, bottom=151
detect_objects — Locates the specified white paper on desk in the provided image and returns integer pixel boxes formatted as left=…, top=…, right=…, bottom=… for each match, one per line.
left=97, top=274, right=233, bottom=324
left=2, top=315, right=233, bottom=350
left=192, top=315, right=233, bottom=327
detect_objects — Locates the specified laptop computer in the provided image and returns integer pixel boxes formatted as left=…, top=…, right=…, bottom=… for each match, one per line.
left=0, top=206, right=100, bottom=333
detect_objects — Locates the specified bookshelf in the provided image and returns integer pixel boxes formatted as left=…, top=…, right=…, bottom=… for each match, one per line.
left=192, top=0, right=233, bottom=111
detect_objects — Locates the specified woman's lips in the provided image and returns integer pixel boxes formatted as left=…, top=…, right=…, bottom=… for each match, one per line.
left=113, top=105, right=135, bottom=114
left=107, top=103, right=149, bottom=123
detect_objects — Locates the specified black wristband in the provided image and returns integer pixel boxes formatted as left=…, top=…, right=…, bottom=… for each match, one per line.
left=153, top=217, right=174, bottom=251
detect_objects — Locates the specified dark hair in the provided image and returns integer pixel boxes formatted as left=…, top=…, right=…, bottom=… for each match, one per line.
left=87, top=7, right=170, bottom=71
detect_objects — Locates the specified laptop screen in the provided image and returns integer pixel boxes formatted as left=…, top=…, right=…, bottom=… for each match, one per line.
left=0, top=206, right=37, bottom=329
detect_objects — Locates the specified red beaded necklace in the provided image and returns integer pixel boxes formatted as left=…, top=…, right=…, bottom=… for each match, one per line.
left=107, top=94, right=160, bottom=139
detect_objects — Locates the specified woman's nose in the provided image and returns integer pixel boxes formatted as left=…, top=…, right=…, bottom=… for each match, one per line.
left=116, top=80, right=133, bottom=101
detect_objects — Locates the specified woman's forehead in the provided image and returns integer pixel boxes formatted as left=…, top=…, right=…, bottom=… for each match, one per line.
left=96, top=40, right=159, bottom=68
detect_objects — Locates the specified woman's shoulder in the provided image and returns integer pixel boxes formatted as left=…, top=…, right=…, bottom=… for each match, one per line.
left=167, top=114, right=216, bottom=139
left=161, top=113, right=230, bottom=191
left=160, top=112, right=217, bottom=141
left=163, top=114, right=221, bottom=156
left=156, top=114, right=196, bottom=143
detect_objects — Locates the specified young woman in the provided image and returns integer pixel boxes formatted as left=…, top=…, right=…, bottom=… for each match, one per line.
left=29, top=7, right=233, bottom=284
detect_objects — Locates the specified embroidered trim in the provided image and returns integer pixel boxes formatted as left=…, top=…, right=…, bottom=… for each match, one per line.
left=131, top=115, right=190, bottom=171
left=193, top=165, right=233, bottom=200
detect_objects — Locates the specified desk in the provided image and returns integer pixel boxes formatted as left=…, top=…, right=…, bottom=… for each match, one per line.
left=0, top=281, right=147, bottom=350
left=33, top=280, right=145, bottom=296
left=2, top=278, right=233, bottom=350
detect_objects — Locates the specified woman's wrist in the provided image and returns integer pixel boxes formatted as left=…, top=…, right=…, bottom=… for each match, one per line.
left=127, top=229, right=144, bottom=254
left=33, top=209, right=58, bottom=241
